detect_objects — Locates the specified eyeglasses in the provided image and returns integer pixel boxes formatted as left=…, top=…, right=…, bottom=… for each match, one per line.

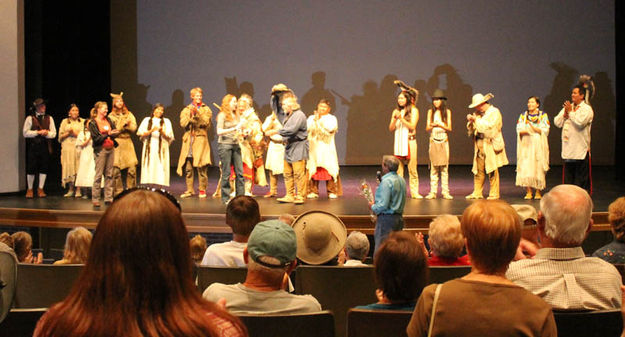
left=113, top=186, right=181, bottom=212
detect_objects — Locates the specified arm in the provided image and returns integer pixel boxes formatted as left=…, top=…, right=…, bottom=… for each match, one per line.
left=46, top=118, right=57, bottom=139
left=474, top=108, right=501, bottom=138
left=399, top=107, right=418, bottom=131
left=442, top=109, right=452, bottom=132
left=124, top=113, right=138, bottom=133
left=197, top=107, right=212, bottom=127
left=278, top=112, right=306, bottom=138
left=553, top=108, right=566, bottom=128
left=425, top=109, right=433, bottom=132
left=180, top=107, right=192, bottom=128
left=516, top=114, right=529, bottom=136
left=58, top=119, right=70, bottom=142
left=23, top=116, right=38, bottom=138
left=538, top=113, right=550, bottom=136
left=215, top=113, right=238, bottom=136
left=88, top=120, right=106, bottom=146
left=388, top=109, right=399, bottom=132
left=137, top=118, right=150, bottom=139
left=371, top=181, right=391, bottom=214
left=316, top=115, right=338, bottom=135
left=161, top=119, right=174, bottom=143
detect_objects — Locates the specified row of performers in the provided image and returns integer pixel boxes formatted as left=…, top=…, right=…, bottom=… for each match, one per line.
left=23, top=78, right=593, bottom=204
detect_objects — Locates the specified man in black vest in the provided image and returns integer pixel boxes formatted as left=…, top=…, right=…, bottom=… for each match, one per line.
left=22, top=98, right=56, bottom=198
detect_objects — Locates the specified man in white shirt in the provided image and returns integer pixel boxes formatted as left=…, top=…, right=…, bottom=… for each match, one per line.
left=506, top=184, right=621, bottom=310
left=554, top=85, right=593, bottom=191
left=22, top=98, right=57, bottom=198
left=201, top=195, right=260, bottom=267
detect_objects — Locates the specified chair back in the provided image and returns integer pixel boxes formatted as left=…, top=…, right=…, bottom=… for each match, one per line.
left=613, top=263, right=625, bottom=284
left=553, top=309, right=623, bottom=337
left=0, top=245, right=18, bottom=323
left=0, top=308, right=47, bottom=337
left=14, top=264, right=83, bottom=308
left=196, top=266, right=247, bottom=292
left=347, top=308, right=413, bottom=337
left=238, top=310, right=334, bottom=337
left=427, top=266, right=471, bottom=284
left=295, top=266, right=377, bottom=337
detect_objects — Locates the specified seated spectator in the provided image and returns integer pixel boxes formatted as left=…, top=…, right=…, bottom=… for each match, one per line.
left=407, top=200, right=556, bottom=337
left=342, top=231, right=370, bottom=267
left=357, top=231, right=427, bottom=311
left=190, top=234, right=207, bottom=265
left=593, top=196, right=625, bottom=263
left=53, top=226, right=92, bottom=265
left=507, top=184, right=622, bottom=310
left=0, top=232, right=13, bottom=249
left=293, top=210, right=347, bottom=265
left=201, top=195, right=260, bottom=267
left=34, top=188, right=245, bottom=337
left=425, top=214, right=470, bottom=266
left=11, top=231, right=42, bottom=264
left=203, top=220, right=321, bottom=314
left=510, top=204, right=540, bottom=260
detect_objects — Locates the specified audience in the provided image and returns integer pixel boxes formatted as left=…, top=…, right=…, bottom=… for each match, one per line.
left=190, top=234, right=208, bottom=265
left=507, top=184, right=622, bottom=310
left=357, top=231, right=427, bottom=311
left=341, top=231, right=370, bottom=266
left=0, top=232, right=13, bottom=249
left=203, top=220, right=321, bottom=314
left=201, top=195, right=260, bottom=267
left=407, top=200, right=556, bottom=337
left=593, top=196, right=625, bottom=263
left=11, top=231, right=42, bottom=264
left=293, top=210, right=347, bottom=265
left=34, top=188, right=246, bottom=337
left=424, top=214, right=470, bottom=266
left=53, top=226, right=92, bottom=265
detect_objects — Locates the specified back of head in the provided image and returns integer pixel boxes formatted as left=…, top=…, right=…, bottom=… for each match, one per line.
left=11, top=231, right=32, bottom=262
left=0, top=232, right=13, bottom=249
left=382, top=155, right=399, bottom=172
left=609, top=197, right=625, bottom=243
left=63, top=227, right=92, bottom=264
left=345, top=231, right=370, bottom=261
left=190, top=235, right=207, bottom=264
left=226, top=195, right=260, bottom=237
left=247, top=220, right=297, bottom=280
left=374, top=231, right=427, bottom=304
left=428, top=215, right=463, bottom=259
left=540, top=184, right=593, bottom=246
left=462, top=200, right=521, bottom=275
left=35, top=189, right=244, bottom=337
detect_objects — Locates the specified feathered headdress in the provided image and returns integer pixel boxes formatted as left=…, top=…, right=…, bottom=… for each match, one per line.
left=394, top=80, right=419, bottom=104
left=577, top=75, right=595, bottom=104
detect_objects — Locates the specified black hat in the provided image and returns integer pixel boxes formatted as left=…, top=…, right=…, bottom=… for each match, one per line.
left=32, top=98, right=46, bottom=107
left=431, top=89, right=447, bottom=100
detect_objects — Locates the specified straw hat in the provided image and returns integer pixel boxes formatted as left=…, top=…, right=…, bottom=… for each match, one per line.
left=292, top=210, right=347, bottom=265
left=468, top=93, right=494, bottom=108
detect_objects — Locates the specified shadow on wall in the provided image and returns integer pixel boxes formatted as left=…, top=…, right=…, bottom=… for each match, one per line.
left=301, top=71, right=337, bottom=116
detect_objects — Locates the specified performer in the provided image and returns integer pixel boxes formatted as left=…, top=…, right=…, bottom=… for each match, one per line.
left=237, top=94, right=267, bottom=196
left=261, top=85, right=291, bottom=198
left=425, top=89, right=453, bottom=200
left=88, top=101, right=119, bottom=207
left=516, top=96, right=550, bottom=199
left=58, top=104, right=84, bottom=197
left=466, top=92, right=508, bottom=200
left=554, top=80, right=594, bottom=192
left=216, top=94, right=244, bottom=204
left=22, top=98, right=56, bottom=198
left=370, top=155, right=406, bottom=254
left=388, top=81, right=421, bottom=199
left=277, top=91, right=308, bottom=204
left=176, top=87, right=213, bottom=198
left=137, top=103, right=174, bottom=186
left=306, top=99, right=342, bottom=199
left=108, top=92, right=138, bottom=196
left=75, top=119, right=95, bottom=199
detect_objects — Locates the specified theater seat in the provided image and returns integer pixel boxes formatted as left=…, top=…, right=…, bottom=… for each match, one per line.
left=553, top=309, right=623, bottom=337
left=347, top=308, right=413, bottom=337
left=0, top=244, right=18, bottom=323
left=427, top=266, right=471, bottom=284
left=196, top=266, right=247, bottom=292
left=14, top=264, right=83, bottom=308
left=238, top=310, right=334, bottom=337
left=0, top=308, right=47, bottom=337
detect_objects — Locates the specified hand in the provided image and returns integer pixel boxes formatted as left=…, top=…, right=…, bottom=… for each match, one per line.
left=563, top=100, right=573, bottom=113
left=337, top=249, right=347, bottom=265
left=375, top=289, right=385, bottom=303
left=216, top=298, right=227, bottom=310
left=37, top=129, right=48, bottom=136
left=513, top=238, right=538, bottom=261
left=466, top=114, right=475, bottom=122
left=110, top=129, right=120, bottom=136
left=368, top=201, right=374, bottom=210
left=519, top=131, right=529, bottom=137
left=415, top=232, right=430, bottom=257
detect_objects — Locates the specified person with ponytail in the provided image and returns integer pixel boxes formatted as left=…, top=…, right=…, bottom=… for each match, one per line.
left=137, top=103, right=175, bottom=186
left=88, top=101, right=119, bottom=207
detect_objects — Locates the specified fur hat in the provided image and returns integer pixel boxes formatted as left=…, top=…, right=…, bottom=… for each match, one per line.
left=292, top=210, right=347, bottom=265
left=468, top=93, right=494, bottom=108
left=110, top=92, right=124, bottom=101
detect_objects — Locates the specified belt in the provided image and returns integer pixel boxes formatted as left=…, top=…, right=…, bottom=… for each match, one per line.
left=475, top=133, right=485, bottom=140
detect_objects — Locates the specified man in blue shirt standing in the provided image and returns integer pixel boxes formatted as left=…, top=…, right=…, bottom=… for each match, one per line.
left=370, top=155, right=406, bottom=253
left=277, top=92, right=308, bottom=204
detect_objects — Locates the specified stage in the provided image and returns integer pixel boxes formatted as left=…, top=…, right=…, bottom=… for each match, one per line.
left=0, top=165, right=621, bottom=234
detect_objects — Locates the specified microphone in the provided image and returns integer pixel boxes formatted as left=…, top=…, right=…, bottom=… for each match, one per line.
left=376, top=170, right=382, bottom=183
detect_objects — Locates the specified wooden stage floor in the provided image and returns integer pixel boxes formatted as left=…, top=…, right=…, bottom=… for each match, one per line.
left=0, top=165, right=622, bottom=234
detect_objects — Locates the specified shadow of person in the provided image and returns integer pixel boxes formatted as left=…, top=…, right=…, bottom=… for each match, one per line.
left=543, top=62, right=578, bottom=165
left=589, top=71, right=616, bottom=165
left=301, top=71, right=336, bottom=115
left=165, top=88, right=185, bottom=148
left=342, top=80, right=378, bottom=164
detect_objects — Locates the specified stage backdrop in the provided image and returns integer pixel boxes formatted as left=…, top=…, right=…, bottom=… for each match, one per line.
left=111, top=0, right=615, bottom=166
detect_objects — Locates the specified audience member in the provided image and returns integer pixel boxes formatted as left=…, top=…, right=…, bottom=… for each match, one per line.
left=53, top=226, right=92, bottom=265
left=190, top=234, right=208, bottom=265
left=201, top=195, right=260, bottom=267
left=357, top=231, right=427, bottom=311
left=203, top=220, right=321, bottom=314
left=34, top=188, right=246, bottom=337
left=407, top=200, right=556, bottom=337
left=370, top=155, right=406, bottom=254
left=510, top=204, right=540, bottom=260
left=0, top=232, right=13, bottom=249
left=342, top=231, right=370, bottom=267
left=425, top=214, right=470, bottom=266
left=507, top=184, right=622, bottom=310
left=293, top=210, right=347, bottom=265
left=11, top=231, right=42, bottom=264
left=593, top=196, right=625, bottom=263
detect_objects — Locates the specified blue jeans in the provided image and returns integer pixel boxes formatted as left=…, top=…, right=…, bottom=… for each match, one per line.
left=218, top=143, right=244, bottom=203
left=374, top=214, right=404, bottom=254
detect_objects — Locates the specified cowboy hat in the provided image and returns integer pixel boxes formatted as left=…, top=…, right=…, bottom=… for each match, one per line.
left=292, top=210, right=347, bottom=265
left=468, top=93, right=494, bottom=108
left=431, top=89, right=447, bottom=100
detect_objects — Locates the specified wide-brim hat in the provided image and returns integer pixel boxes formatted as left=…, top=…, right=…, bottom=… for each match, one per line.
left=292, top=210, right=347, bottom=265
left=32, top=98, right=46, bottom=107
left=271, top=83, right=291, bottom=94
left=431, top=89, right=447, bottom=100
left=468, top=93, right=494, bottom=108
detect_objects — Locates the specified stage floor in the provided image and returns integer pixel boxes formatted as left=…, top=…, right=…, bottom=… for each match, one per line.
left=0, top=165, right=621, bottom=233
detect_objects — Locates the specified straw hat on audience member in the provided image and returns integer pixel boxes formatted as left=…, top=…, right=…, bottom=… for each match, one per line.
left=292, top=210, right=347, bottom=265
left=468, top=93, right=494, bottom=108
